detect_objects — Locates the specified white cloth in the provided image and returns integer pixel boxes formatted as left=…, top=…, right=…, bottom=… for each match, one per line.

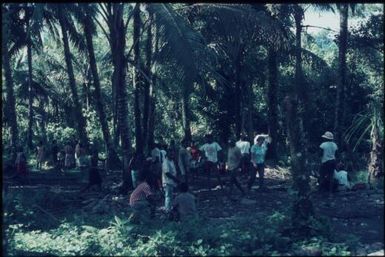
left=320, top=141, right=338, bottom=163
left=199, top=142, right=222, bottom=163
left=236, top=140, right=250, bottom=154
left=162, top=158, right=177, bottom=187
left=334, top=170, right=351, bottom=189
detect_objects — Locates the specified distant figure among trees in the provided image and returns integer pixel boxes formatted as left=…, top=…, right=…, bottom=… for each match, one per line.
left=15, top=146, right=28, bottom=178
left=319, top=131, right=338, bottom=193
left=64, top=142, right=75, bottom=169
left=36, top=141, right=45, bottom=170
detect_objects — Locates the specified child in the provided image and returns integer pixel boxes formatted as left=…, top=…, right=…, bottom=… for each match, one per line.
left=236, top=134, right=251, bottom=176
left=15, top=146, right=27, bottom=178
left=64, top=142, right=75, bottom=169
left=162, top=149, right=180, bottom=213
left=171, top=182, right=197, bottom=221
left=227, top=138, right=245, bottom=199
left=248, top=134, right=271, bottom=191
left=36, top=141, right=45, bottom=170
left=178, top=139, right=191, bottom=183
left=80, top=148, right=102, bottom=193
left=334, top=162, right=351, bottom=191
left=199, top=134, right=224, bottom=190
left=319, top=131, right=338, bottom=193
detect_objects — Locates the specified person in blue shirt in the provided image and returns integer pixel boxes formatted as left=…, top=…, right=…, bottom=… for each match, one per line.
left=248, top=134, right=271, bottom=191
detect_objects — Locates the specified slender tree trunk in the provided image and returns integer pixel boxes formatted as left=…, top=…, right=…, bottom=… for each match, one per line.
left=84, top=14, right=121, bottom=168
left=27, top=32, right=34, bottom=150
left=109, top=3, right=132, bottom=191
left=2, top=12, right=19, bottom=147
left=133, top=3, right=143, bottom=156
left=234, top=46, right=243, bottom=138
left=143, top=10, right=153, bottom=154
left=368, top=117, right=383, bottom=188
left=147, top=18, right=159, bottom=147
left=181, top=81, right=192, bottom=142
left=334, top=4, right=348, bottom=146
left=58, top=8, right=88, bottom=146
left=267, top=47, right=278, bottom=160
left=284, top=95, right=314, bottom=237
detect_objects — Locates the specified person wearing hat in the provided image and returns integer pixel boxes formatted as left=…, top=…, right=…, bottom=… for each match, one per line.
left=226, top=138, right=246, bottom=199
left=248, top=134, right=271, bottom=191
left=319, top=131, right=338, bottom=193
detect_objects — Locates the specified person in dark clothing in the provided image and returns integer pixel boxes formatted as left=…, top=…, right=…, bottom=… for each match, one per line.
left=80, top=147, right=102, bottom=193
left=52, top=140, right=59, bottom=168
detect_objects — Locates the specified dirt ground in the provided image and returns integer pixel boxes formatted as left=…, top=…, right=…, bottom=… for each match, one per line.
left=4, top=165, right=384, bottom=256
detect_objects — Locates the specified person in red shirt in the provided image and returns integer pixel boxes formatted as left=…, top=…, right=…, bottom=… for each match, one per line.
left=129, top=170, right=156, bottom=221
left=188, top=140, right=200, bottom=182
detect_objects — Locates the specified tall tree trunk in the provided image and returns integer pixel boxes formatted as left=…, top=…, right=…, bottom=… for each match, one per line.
left=284, top=5, right=314, bottom=236
left=334, top=4, right=348, bottom=146
left=143, top=9, right=153, bottom=154
left=267, top=47, right=278, bottom=160
left=147, top=18, right=159, bottom=147
left=84, top=13, right=121, bottom=168
left=58, top=8, right=88, bottom=146
left=133, top=3, right=143, bottom=156
left=234, top=46, right=243, bottom=138
left=368, top=116, right=383, bottom=189
left=2, top=11, right=19, bottom=147
left=27, top=30, right=34, bottom=150
left=181, top=81, right=192, bottom=142
left=294, top=6, right=309, bottom=148
left=109, top=3, right=132, bottom=192
left=284, top=96, right=314, bottom=237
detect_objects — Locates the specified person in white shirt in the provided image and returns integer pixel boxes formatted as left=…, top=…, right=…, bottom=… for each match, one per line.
left=162, top=149, right=180, bottom=212
left=178, top=139, right=191, bottom=183
left=199, top=134, right=224, bottom=190
left=248, top=134, right=271, bottom=191
left=333, top=162, right=351, bottom=191
left=236, top=134, right=251, bottom=176
left=319, top=131, right=338, bottom=193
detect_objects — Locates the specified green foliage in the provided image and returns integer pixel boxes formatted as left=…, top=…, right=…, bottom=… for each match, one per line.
left=46, top=123, right=77, bottom=145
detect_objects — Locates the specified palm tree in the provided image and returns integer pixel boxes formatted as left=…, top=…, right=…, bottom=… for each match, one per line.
left=72, top=3, right=121, bottom=168
left=96, top=3, right=133, bottom=191
left=2, top=4, right=19, bottom=147
left=50, top=4, right=89, bottom=146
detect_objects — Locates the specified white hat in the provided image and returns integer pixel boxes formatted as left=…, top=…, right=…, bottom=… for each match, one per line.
left=321, top=131, right=334, bottom=140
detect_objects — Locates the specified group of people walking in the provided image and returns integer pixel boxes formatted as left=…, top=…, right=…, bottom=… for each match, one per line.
left=128, top=132, right=272, bottom=221
left=11, top=129, right=352, bottom=222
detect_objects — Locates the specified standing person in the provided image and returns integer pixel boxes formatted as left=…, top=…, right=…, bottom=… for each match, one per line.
left=64, top=142, right=75, bottom=170
left=248, top=134, right=271, bottom=191
left=75, top=140, right=81, bottom=167
left=129, top=151, right=144, bottom=189
left=236, top=134, right=251, bottom=176
left=226, top=138, right=246, bottom=199
left=150, top=142, right=162, bottom=190
left=162, top=149, right=180, bottom=213
left=199, top=134, right=224, bottom=190
left=178, top=139, right=191, bottom=183
left=51, top=140, right=59, bottom=168
left=188, top=140, right=200, bottom=181
left=15, top=146, right=28, bottom=178
left=36, top=141, right=45, bottom=170
left=319, top=131, right=338, bottom=193
left=57, top=150, right=65, bottom=170
left=80, top=147, right=102, bottom=193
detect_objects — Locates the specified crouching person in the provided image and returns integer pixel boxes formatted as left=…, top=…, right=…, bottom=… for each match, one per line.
left=333, top=162, right=352, bottom=191
left=170, top=182, right=198, bottom=222
left=129, top=171, right=156, bottom=223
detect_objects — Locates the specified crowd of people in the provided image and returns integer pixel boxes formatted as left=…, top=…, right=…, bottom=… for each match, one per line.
left=10, top=130, right=355, bottom=222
